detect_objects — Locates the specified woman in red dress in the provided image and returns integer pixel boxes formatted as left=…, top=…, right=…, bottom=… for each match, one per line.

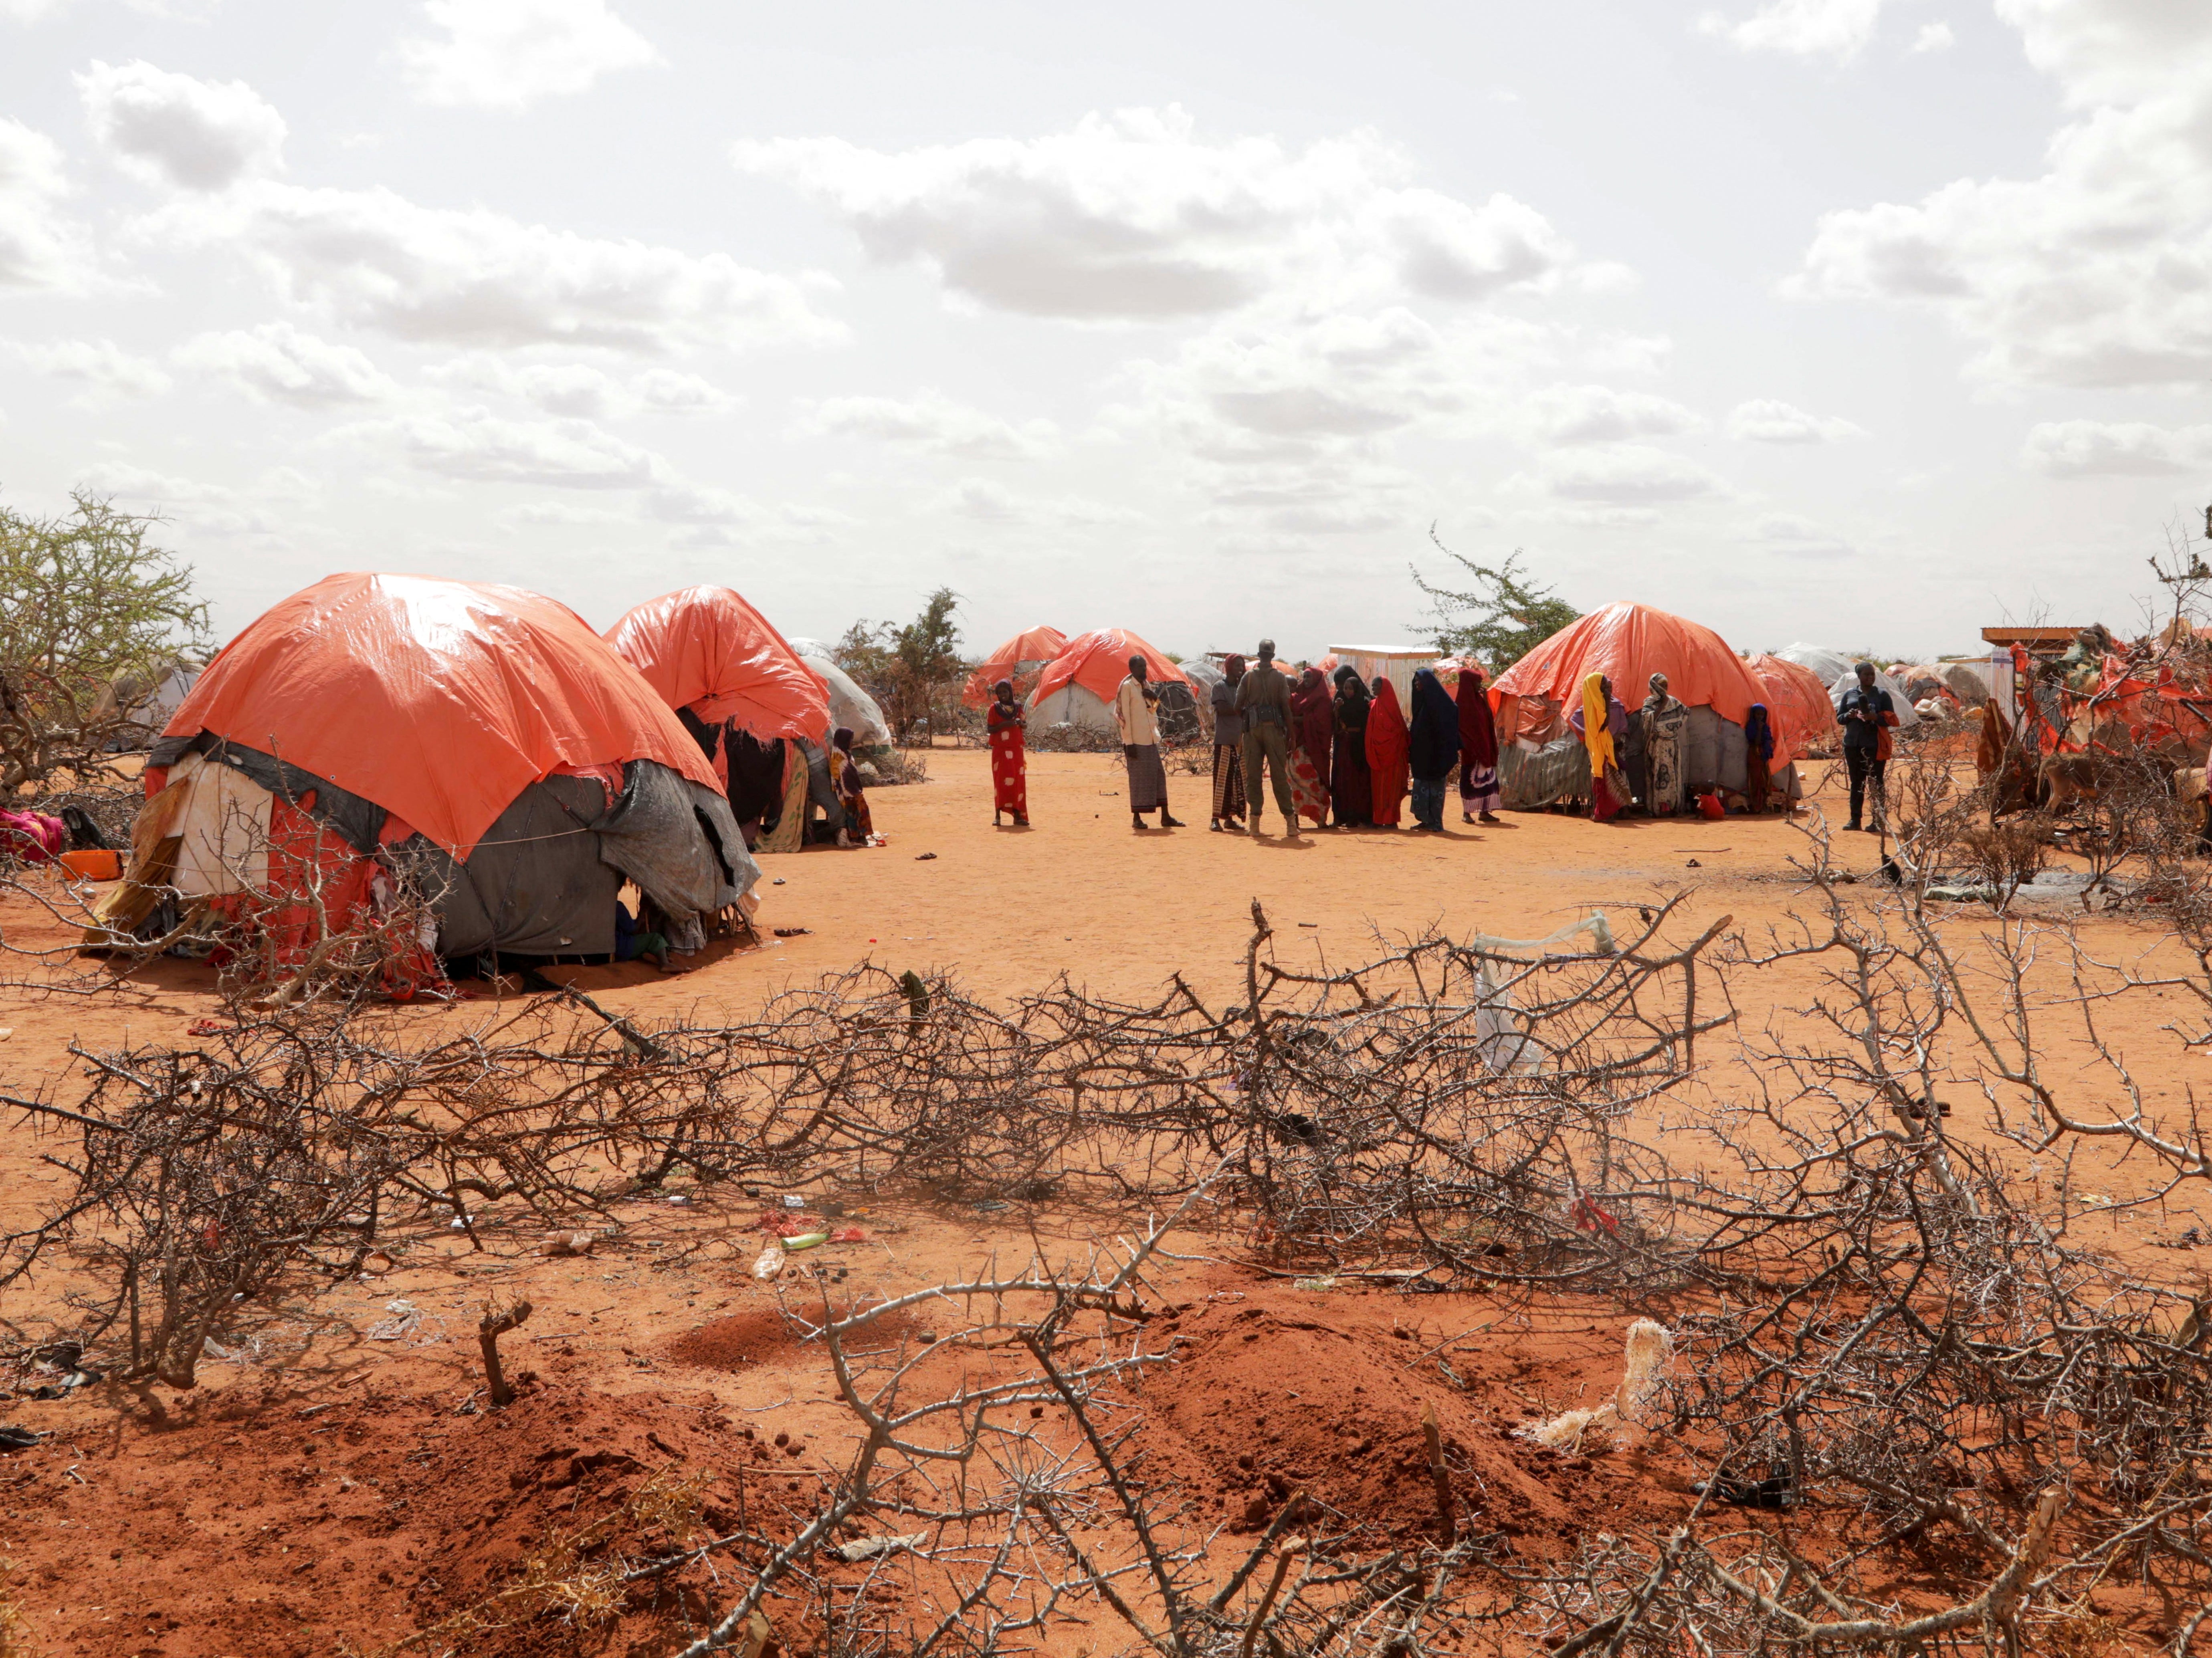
left=1365, top=676, right=1411, bottom=828
left=986, top=678, right=1029, bottom=826
left=1288, top=665, right=1334, bottom=828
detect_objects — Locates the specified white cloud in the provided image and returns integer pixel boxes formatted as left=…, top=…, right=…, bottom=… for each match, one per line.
left=428, top=354, right=740, bottom=418
left=1117, top=305, right=1558, bottom=468
left=74, top=460, right=236, bottom=503
left=1699, top=0, right=1888, bottom=61
left=1528, top=444, right=1727, bottom=504
left=429, top=355, right=626, bottom=417
left=2021, top=418, right=2212, bottom=476
left=1910, top=21, right=1955, bottom=53
left=155, top=182, right=842, bottom=353
left=174, top=322, right=394, bottom=406
left=6, top=0, right=214, bottom=17
left=927, top=477, right=1142, bottom=526
left=1790, top=5, right=2212, bottom=388
left=5, top=336, right=172, bottom=401
left=737, top=105, right=1582, bottom=321
left=0, top=118, right=88, bottom=289
left=330, top=405, right=667, bottom=488
left=78, top=60, right=286, bottom=192
left=797, top=390, right=1057, bottom=459
left=71, top=461, right=318, bottom=537
left=646, top=480, right=757, bottom=524
left=1385, top=188, right=1575, bottom=302
left=1750, top=511, right=1856, bottom=560
left=1582, top=333, right=1673, bottom=377
left=1726, top=397, right=1866, bottom=442
left=402, top=0, right=661, bottom=111
left=642, top=482, right=857, bottom=546
left=631, top=368, right=736, bottom=416
left=495, top=498, right=630, bottom=528
left=1530, top=384, right=1702, bottom=444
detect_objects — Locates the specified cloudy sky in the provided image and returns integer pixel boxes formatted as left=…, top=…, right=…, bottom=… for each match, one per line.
left=1, top=0, right=2206, bottom=661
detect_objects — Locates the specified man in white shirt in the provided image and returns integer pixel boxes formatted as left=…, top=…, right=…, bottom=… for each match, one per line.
left=1114, top=654, right=1184, bottom=830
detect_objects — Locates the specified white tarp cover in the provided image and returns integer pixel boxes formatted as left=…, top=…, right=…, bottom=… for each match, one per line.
left=782, top=638, right=894, bottom=749
left=164, top=751, right=272, bottom=896
left=1775, top=643, right=1921, bottom=730
left=1030, top=681, right=1118, bottom=734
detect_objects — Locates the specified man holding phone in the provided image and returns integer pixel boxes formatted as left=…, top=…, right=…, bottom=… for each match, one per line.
left=1836, top=662, right=1896, bottom=832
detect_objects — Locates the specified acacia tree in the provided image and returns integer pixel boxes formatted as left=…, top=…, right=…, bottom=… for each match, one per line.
left=0, top=492, right=210, bottom=793
left=833, top=587, right=965, bottom=744
left=1412, top=524, right=1578, bottom=670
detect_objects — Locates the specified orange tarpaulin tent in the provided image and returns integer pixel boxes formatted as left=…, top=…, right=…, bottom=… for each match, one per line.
left=1494, top=601, right=1793, bottom=763
left=963, top=624, right=1069, bottom=707
left=160, top=573, right=721, bottom=859
left=1031, top=629, right=1190, bottom=707
left=1745, top=652, right=1837, bottom=757
left=604, top=585, right=828, bottom=742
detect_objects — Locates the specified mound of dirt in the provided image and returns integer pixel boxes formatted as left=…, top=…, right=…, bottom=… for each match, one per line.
left=0, top=1379, right=821, bottom=1658
left=1135, top=1296, right=1687, bottom=1550
left=667, top=1304, right=923, bottom=1374
left=668, top=1308, right=808, bottom=1371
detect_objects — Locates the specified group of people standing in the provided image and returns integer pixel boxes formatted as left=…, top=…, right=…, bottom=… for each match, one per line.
left=980, top=651, right=1834, bottom=833
left=980, top=647, right=1504, bottom=835
left=1567, top=670, right=1790, bottom=824
left=1203, top=644, right=1505, bottom=838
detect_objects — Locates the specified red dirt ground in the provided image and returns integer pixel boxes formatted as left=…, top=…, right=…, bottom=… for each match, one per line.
left=0, top=747, right=2202, bottom=1654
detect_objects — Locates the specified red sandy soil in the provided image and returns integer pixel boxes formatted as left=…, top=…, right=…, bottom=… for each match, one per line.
left=0, top=748, right=2203, bottom=1655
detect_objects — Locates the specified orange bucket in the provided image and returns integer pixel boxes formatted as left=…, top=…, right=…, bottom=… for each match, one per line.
left=57, top=848, right=121, bottom=881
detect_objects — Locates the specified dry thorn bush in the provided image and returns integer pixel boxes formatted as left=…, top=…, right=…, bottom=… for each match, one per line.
left=1, top=880, right=2210, bottom=1650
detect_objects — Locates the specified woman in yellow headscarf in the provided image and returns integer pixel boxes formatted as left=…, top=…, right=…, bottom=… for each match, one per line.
left=1570, top=671, right=1629, bottom=822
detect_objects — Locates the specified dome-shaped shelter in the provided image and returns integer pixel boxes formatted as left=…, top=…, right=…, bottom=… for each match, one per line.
left=96, top=573, right=758, bottom=980
left=1494, top=601, right=1792, bottom=807
left=606, top=586, right=828, bottom=743
left=606, top=586, right=830, bottom=834
left=1745, top=652, right=1838, bottom=756
left=783, top=636, right=894, bottom=752
left=963, top=624, right=1068, bottom=708
left=1028, top=629, right=1196, bottom=740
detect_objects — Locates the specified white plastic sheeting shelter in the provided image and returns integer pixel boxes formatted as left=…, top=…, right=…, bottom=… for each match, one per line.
left=1030, top=680, right=1119, bottom=736
left=1328, top=643, right=1438, bottom=705
left=1774, top=643, right=1920, bottom=731
left=783, top=637, right=895, bottom=750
